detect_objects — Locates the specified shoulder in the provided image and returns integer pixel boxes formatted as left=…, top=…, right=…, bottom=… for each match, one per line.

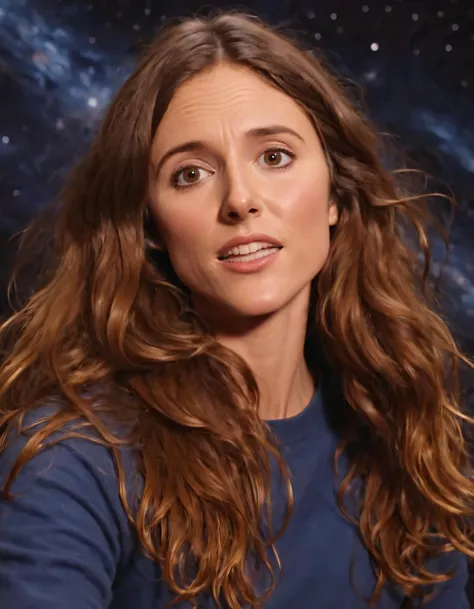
left=1, top=402, right=138, bottom=483
left=0, top=404, right=141, bottom=607
left=0, top=403, right=140, bottom=557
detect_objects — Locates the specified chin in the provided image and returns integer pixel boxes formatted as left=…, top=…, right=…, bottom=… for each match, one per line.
left=191, top=282, right=312, bottom=323
left=218, top=292, right=292, bottom=319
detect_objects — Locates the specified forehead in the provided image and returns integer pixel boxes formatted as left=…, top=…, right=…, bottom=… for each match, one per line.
left=154, top=62, right=312, bottom=143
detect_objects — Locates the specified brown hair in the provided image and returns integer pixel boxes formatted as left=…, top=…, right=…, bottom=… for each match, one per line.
left=1, top=11, right=473, bottom=609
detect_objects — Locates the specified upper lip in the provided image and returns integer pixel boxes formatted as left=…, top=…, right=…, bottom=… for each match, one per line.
left=217, top=234, right=283, bottom=259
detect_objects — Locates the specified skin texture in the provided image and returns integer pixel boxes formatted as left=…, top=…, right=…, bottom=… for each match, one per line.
left=148, top=62, right=338, bottom=418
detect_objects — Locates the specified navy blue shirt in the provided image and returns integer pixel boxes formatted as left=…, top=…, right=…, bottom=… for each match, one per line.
left=0, top=388, right=469, bottom=608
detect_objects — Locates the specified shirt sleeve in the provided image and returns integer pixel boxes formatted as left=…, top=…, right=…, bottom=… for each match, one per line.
left=0, top=418, right=134, bottom=609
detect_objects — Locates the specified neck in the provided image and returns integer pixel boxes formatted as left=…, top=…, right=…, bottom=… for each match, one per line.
left=198, top=287, right=316, bottom=420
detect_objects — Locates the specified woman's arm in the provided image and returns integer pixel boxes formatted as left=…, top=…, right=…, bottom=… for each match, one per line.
left=0, top=420, right=132, bottom=608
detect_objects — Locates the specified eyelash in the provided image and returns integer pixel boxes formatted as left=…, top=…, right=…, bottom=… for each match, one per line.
left=169, top=146, right=296, bottom=190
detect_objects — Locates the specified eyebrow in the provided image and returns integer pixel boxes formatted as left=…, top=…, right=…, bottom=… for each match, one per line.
left=153, top=124, right=305, bottom=179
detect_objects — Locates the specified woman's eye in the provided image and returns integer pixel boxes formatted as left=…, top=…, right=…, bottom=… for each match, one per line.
left=172, top=166, right=212, bottom=187
left=258, top=149, right=294, bottom=168
left=171, top=149, right=294, bottom=188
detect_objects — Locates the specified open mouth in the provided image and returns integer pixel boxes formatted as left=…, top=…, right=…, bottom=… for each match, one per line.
left=218, top=243, right=283, bottom=262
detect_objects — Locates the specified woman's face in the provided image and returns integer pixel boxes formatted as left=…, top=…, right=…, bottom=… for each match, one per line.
left=148, top=62, right=338, bottom=320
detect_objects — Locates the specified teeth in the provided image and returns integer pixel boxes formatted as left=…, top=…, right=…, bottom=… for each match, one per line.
left=223, top=247, right=280, bottom=263
left=224, top=241, right=278, bottom=258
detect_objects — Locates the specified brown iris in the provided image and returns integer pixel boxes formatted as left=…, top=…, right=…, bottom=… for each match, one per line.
left=181, top=167, right=200, bottom=184
left=263, top=150, right=283, bottom=166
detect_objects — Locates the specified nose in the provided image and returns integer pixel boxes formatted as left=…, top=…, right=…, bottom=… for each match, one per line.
left=219, top=163, right=261, bottom=223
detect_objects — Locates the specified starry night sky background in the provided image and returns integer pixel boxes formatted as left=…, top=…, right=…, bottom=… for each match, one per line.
left=1, top=0, right=473, bottom=345
left=0, top=0, right=474, bottom=599
left=0, top=3, right=473, bottom=344
left=0, top=0, right=473, bottom=331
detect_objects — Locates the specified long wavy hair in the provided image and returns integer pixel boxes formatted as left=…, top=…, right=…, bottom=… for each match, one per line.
left=1, top=11, right=473, bottom=609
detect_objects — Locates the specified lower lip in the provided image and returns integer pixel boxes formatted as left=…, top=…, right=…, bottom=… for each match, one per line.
left=218, top=247, right=281, bottom=273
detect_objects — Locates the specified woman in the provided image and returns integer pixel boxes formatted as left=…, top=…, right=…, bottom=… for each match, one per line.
left=0, top=11, right=473, bottom=609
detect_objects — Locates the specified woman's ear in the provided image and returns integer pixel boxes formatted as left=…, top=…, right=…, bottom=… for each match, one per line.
left=328, top=200, right=339, bottom=226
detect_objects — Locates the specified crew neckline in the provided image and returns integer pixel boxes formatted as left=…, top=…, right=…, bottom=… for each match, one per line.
left=265, top=386, right=324, bottom=445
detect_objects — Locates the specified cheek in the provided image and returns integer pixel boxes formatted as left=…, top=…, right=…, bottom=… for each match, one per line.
left=281, top=179, right=333, bottom=280
left=281, top=177, right=331, bottom=237
left=152, top=205, right=213, bottom=286
left=155, top=204, right=208, bottom=253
